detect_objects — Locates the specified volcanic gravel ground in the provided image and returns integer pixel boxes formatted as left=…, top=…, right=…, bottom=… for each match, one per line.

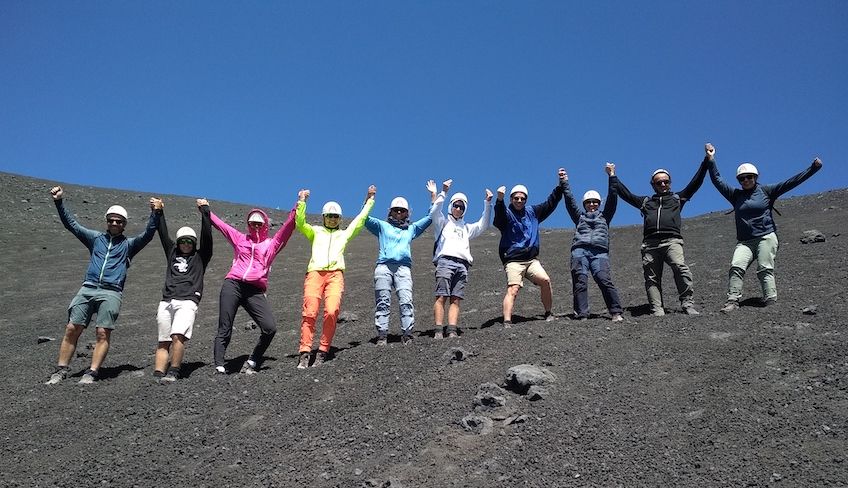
left=0, top=172, right=846, bottom=487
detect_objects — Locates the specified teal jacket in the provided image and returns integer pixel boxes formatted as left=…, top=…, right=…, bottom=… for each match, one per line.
left=365, top=214, right=432, bottom=267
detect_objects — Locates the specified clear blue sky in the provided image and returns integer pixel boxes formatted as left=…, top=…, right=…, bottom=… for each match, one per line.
left=2, top=1, right=846, bottom=226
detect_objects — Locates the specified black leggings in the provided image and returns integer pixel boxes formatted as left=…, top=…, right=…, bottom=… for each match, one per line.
left=213, top=278, right=277, bottom=367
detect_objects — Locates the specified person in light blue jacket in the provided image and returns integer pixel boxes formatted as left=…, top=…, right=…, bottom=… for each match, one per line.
left=365, top=189, right=433, bottom=346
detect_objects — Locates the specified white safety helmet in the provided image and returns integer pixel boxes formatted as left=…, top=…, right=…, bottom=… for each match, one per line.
left=650, top=169, right=670, bottom=183
left=248, top=212, right=265, bottom=223
left=510, top=184, right=529, bottom=198
left=390, top=197, right=409, bottom=211
left=176, top=227, right=197, bottom=243
left=449, top=193, right=468, bottom=215
left=104, top=205, right=128, bottom=221
left=322, top=201, right=342, bottom=216
left=736, top=163, right=759, bottom=177
left=582, top=190, right=602, bottom=204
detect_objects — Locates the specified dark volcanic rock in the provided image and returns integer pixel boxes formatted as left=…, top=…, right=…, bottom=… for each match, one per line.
left=800, top=229, right=826, bottom=243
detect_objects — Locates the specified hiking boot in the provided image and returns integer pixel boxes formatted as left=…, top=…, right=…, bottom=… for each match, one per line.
left=503, top=320, right=512, bottom=329
left=447, top=330, right=459, bottom=339
left=434, top=328, right=444, bottom=340
left=161, top=368, right=179, bottom=383
left=376, top=335, right=388, bottom=346
left=297, top=352, right=310, bottom=369
left=683, top=306, right=700, bottom=316
left=46, top=367, right=69, bottom=385
left=610, top=313, right=623, bottom=322
left=214, top=365, right=226, bottom=375
left=720, top=301, right=739, bottom=313
left=78, top=369, right=98, bottom=385
left=240, top=359, right=258, bottom=375
left=543, top=311, right=556, bottom=322
left=312, top=351, right=326, bottom=368
left=153, top=370, right=166, bottom=382
left=763, top=297, right=778, bottom=307
left=402, top=334, right=413, bottom=346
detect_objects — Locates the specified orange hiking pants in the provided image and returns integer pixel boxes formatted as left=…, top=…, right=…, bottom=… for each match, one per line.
left=299, top=270, right=345, bottom=353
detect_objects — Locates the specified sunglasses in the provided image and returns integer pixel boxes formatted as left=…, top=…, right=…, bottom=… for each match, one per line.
left=452, top=203, right=465, bottom=209
left=585, top=200, right=601, bottom=205
left=248, top=221, right=263, bottom=227
left=177, top=238, right=195, bottom=245
left=652, top=179, right=671, bottom=186
left=106, top=218, right=125, bottom=225
left=737, top=174, right=756, bottom=182
left=511, top=196, right=526, bottom=202
left=324, top=214, right=340, bottom=219
left=391, top=207, right=408, bottom=213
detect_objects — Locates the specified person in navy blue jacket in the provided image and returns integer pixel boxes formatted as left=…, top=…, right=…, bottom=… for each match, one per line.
left=561, top=163, right=623, bottom=322
left=46, top=186, right=160, bottom=385
left=705, top=143, right=823, bottom=312
left=493, top=168, right=566, bottom=327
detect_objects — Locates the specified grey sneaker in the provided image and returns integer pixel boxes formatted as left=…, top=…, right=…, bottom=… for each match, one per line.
left=312, top=351, right=326, bottom=368
left=543, top=311, right=556, bottom=322
left=434, top=328, right=444, bottom=340
left=610, top=313, right=624, bottom=322
left=214, top=365, right=226, bottom=375
left=651, top=308, right=666, bottom=317
left=401, top=334, right=413, bottom=346
left=503, top=320, right=513, bottom=329
left=240, top=359, right=258, bottom=375
left=160, top=368, right=179, bottom=383
left=297, top=352, right=310, bottom=369
left=721, top=301, right=739, bottom=313
left=375, top=335, right=388, bottom=346
left=46, top=367, right=69, bottom=385
left=78, top=369, right=98, bottom=385
left=683, top=306, right=700, bottom=316
left=763, top=297, right=777, bottom=307
left=447, top=330, right=459, bottom=339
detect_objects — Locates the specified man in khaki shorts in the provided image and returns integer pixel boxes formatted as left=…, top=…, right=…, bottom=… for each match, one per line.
left=493, top=168, right=566, bottom=327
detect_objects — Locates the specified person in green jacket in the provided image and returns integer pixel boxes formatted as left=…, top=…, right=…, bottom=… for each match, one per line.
left=295, top=185, right=376, bottom=368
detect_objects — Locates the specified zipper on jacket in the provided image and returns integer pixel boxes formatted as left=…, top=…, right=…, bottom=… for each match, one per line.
left=98, top=236, right=114, bottom=283
left=242, top=241, right=256, bottom=280
left=325, top=229, right=335, bottom=270
left=656, top=195, right=662, bottom=232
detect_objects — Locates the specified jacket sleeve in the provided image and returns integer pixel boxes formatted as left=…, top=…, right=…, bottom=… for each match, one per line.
left=466, top=199, right=492, bottom=239
left=295, top=200, right=315, bottom=242
left=677, top=157, right=710, bottom=200
left=344, top=198, right=375, bottom=241
left=493, top=199, right=508, bottom=231
left=157, top=210, right=174, bottom=256
left=762, top=163, right=822, bottom=199
left=410, top=214, right=433, bottom=239
left=610, top=176, right=645, bottom=209
left=270, top=206, right=297, bottom=255
left=601, top=177, right=618, bottom=223
left=561, top=181, right=581, bottom=225
left=365, top=216, right=382, bottom=236
left=429, top=192, right=447, bottom=237
left=128, top=210, right=160, bottom=258
left=199, top=205, right=213, bottom=266
left=210, top=211, right=242, bottom=247
left=54, top=199, right=100, bottom=251
left=707, top=158, right=735, bottom=203
left=533, top=183, right=564, bottom=223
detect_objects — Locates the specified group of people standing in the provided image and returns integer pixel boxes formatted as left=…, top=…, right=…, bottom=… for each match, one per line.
left=44, top=143, right=822, bottom=384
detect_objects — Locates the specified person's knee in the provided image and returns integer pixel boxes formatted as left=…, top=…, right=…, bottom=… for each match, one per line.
left=301, top=296, right=320, bottom=318
left=95, top=328, right=111, bottom=342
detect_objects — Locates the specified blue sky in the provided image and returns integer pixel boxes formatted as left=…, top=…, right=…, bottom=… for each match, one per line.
left=2, top=1, right=846, bottom=226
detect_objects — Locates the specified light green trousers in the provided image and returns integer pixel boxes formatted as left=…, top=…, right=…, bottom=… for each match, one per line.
left=727, top=232, right=779, bottom=302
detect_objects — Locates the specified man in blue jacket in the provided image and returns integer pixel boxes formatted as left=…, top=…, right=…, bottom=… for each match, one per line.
left=46, top=186, right=160, bottom=385
left=493, top=168, right=566, bottom=327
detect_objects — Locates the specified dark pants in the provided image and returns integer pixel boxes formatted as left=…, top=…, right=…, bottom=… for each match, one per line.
left=571, top=247, right=623, bottom=318
left=214, top=278, right=277, bottom=367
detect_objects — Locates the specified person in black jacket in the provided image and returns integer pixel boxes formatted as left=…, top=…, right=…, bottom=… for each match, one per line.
left=153, top=198, right=213, bottom=382
left=612, top=146, right=711, bottom=316
left=493, top=168, right=566, bottom=327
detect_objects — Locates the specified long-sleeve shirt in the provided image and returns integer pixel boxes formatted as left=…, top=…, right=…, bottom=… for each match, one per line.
left=613, top=157, right=709, bottom=240
left=158, top=206, right=213, bottom=303
left=296, top=198, right=375, bottom=272
left=211, top=207, right=296, bottom=292
left=365, top=213, right=432, bottom=267
left=55, top=199, right=158, bottom=292
left=430, top=193, right=492, bottom=264
left=708, top=159, right=821, bottom=241
left=493, top=184, right=563, bottom=264
left=562, top=177, right=617, bottom=252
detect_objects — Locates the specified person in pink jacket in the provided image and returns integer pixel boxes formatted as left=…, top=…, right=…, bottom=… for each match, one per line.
left=210, top=204, right=296, bottom=374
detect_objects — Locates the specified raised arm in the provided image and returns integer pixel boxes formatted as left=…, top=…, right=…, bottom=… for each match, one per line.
left=295, top=189, right=315, bottom=241
left=601, top=163, right=619, bottom=223
left=533, top=168, right=566, bottom=224
left=560, top=170, right=581, bottom=225
left=610, top=173, right=645, bottom=209
left=345, top=185, right=377, bottom=240
left=210, top=210, right=243, bottom=247
left=677, top=149, right=711, bottom=200
left=270, top=205, right=297, bottom=255
left=51, top=186, right=100, bottom=249
left=157, top=205, right=174, bottom=256
left=762, top=157, right=823, bottom=199
left=705, top=144, right=735, bottom=202
left=493, top=186, right=508, bottom=231
left=467, top=188, right=493, bottom=239
left=127, top=197, right=162, bottom=257
left=197, top=199, right=213, bottom=265
left=428, top=179, right=448, bottom=234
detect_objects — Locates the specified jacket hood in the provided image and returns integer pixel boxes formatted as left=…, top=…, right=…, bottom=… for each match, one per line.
left=448, top=193, right=468, bottom=220
left=246, top=208, right=270, bottom=241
